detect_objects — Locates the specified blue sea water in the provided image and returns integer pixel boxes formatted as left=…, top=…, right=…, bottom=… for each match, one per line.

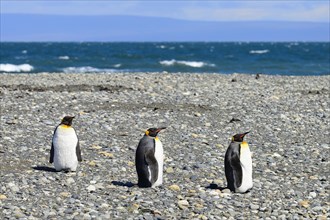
left=0, top=42, right=329, bottom=75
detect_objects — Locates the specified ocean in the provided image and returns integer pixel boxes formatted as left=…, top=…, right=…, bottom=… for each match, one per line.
left=0, top=42, right=329, bottom=75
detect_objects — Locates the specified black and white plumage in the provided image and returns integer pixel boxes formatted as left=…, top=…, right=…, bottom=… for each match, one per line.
left=224, top=132, right=253, bottom=193
left=50, top=116, right=82, bottom=172
left=135, top=127, right=166, bottom=188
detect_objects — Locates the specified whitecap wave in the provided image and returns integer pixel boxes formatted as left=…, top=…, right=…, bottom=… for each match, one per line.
left=157, top=45, right=166, bottom=49
left=0, top=63, right=34, bottom=72
left=58, top=56, right=70, bottom=60
left=160, top=60, right=176, bottom=66
left=160, top=59, right=215, bottom=68
left=63, top=66, right=118, bottom=73
left=249, top=50, right=269, bottom=54
left=113, top=64, right=121, bottom=68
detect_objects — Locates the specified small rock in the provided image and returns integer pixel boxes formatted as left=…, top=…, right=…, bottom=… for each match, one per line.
left=216, top=144, right=223, bottom=148
left=127, top=161, right=134, bottom=166
left=98, top=151, right=114, bottom=158
left=100, top=203, right=109, bottom=209
left=250, top=204, right=259, bottom=210
left=221, top=188, right=231, bottom=194
left=178, top=200, right=189, bottom=209
left=201, top=215, right=209, bottom=220
left=309, top=175, right=318, bottom=180
left=209, top=190, right=221, bottom=196
left=66, top=177, right=75, bottom=185
left=165, top=167, right=174, bottom=173
left=88, top=161, right=96, bottom=166
left=168, top=184, right=180, bottom=191
left=195, top=203, right=204, bottom=209
left=194, top=112, right=202, bottom=117
left=0, top=194, right=7, bottom=200
left=87, top=185, right=96, bottom=192
left=309, top=192, right=317, bottom=198
left=191, top=133, right=199, bottom=138
left=213, top=179, right=224, bottom=185
left=95, top=183, right=104, bottom=189
left=190, top=175, right=198, bottom=181
left=60, top=192, right=70, bottom=197
left=152, top=209, right=162, bottom=215
left=272, top=153, right=282, bottom=158
left=91, top=145, right=102, bottom=150
left=299, top=200, right=310, bottom=208
left=8, top=182, right=19, bottom=192
left=14, top=211, right=24, bottom=218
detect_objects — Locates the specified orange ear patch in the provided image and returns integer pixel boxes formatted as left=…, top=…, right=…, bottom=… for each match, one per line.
left=59, top=125, right=71, bottom=129
left=241, top=141, right=249, bottom=148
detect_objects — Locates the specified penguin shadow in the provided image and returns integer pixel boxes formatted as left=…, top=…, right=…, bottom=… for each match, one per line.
left=32, top=165, right=57, bottom=173
left=111, top=180, right=136, bottom=188
left=206, top=183, right=227, bottom=191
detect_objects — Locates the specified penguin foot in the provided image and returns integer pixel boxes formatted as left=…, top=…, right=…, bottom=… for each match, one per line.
left=60, top=168, right=76, bottom=173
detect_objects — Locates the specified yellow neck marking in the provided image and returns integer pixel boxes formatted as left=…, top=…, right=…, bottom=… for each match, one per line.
left=59, top=125, right=71, bottom=129
left=241, top=141, right=249, bottom=148
left=155, top=137, right=159, bottom=141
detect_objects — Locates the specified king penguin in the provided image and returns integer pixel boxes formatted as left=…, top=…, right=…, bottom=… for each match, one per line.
left=50, top=116, right=82, bottom=172
left=135, top=127, right=166, bottom=188
left=224, top=132, right=253, bottom=193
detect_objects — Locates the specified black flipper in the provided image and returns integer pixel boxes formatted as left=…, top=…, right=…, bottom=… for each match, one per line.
left=145, top=146, right=159, bottom=185
left=225, top=142, right=242, bottom=191
left=50, top=126, right=58, bottom=164
left=49, top=142, right=54, bottom=163
left=230, top=151, right=242, bottom=189
left=76, top=141, right=82, bottom=162
left=136, top=136, right=153, bottom=187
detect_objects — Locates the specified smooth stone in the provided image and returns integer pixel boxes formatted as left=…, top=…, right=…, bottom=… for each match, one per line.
left=168, top=184, right=180, bottom=191
left=250, top=204, right=260, bottom=210
left=87, top=185, right=96, bottom=192
left=178, top=200, right=189, bottom=209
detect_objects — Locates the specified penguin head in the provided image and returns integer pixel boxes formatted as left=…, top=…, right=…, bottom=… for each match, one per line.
left=60, top=116, right=75, bottom=126
left=145, top=127, right=166, bottom=137
left=232, top=131, right=249, bottom=142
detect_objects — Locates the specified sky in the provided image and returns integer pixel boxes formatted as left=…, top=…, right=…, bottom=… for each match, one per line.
left=1, top=1, right=329, bottom=41
left=1, top=0, right=329, bottom=22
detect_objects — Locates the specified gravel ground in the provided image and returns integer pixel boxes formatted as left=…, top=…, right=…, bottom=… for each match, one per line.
left=0, top=72, right=329, bottom=220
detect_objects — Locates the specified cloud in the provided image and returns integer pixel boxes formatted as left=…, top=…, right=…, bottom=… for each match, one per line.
left=180, top=1, right=330, bottom=22
left=1, top=0, right=329, bottom=22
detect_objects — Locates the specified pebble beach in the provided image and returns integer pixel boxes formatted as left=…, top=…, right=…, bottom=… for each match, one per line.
left=0, top=72, right=329, bottom=219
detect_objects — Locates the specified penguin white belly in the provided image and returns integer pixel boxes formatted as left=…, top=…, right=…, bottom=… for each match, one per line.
left=53, top=126, right=78, bottom=171
left=236, top=145, right=253, bottom=193
left=152, top=139, right=164, bottom=187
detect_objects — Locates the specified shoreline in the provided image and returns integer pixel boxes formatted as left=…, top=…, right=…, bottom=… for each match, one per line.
left=0, top=72, right=329, bottom=219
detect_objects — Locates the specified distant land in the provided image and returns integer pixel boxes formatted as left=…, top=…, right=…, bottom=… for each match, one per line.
left=1, top=14, right=329, bottom=42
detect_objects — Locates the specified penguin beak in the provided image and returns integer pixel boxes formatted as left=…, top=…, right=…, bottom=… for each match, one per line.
left=156, top=127, right=166, bottom=133
left=240, top=131, right=250, bottom=139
